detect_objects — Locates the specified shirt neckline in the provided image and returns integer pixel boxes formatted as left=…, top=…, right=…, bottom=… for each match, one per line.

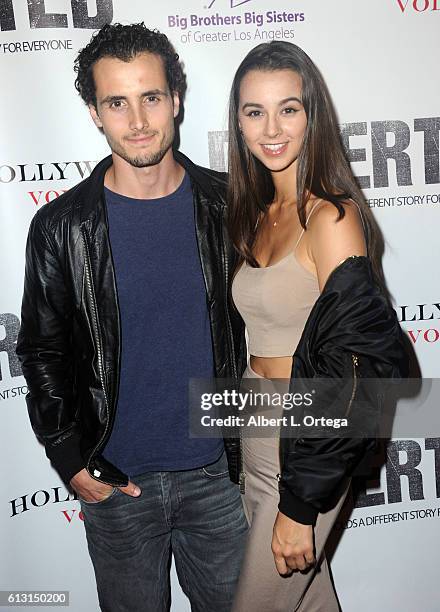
left=104, top=171, right=189, bottom=205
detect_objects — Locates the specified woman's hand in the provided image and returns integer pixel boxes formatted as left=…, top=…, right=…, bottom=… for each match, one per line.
left=271, top=511, right=315, bottom=575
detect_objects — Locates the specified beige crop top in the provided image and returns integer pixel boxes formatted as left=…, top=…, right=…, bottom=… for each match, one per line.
left=231, top=202, right=322, bottom=358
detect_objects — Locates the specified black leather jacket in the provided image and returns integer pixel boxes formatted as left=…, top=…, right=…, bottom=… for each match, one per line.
left=16, top=152, right=246, bottom=486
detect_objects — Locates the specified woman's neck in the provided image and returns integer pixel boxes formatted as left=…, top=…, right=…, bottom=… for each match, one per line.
left=270, top=161, right=298, bottom=206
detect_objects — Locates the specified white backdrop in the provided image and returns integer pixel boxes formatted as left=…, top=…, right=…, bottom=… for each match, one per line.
left=1, top=1, right=439, bottom=610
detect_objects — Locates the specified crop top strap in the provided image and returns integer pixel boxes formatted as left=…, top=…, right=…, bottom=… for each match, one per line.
left=348, top=198, right=370, bottom=257
left=294, top=198, right=324, bottom=250
left=294, top=198, right=370, bottom=255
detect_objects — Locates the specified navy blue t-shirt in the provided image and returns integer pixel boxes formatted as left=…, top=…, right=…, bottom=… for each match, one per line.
left=102, top=173, right=222, bottom=475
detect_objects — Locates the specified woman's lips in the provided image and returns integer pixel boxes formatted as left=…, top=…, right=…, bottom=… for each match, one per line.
left=260, top=142, right=288, bottom=156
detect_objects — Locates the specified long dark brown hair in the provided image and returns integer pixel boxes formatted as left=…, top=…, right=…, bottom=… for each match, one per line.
left=227, top=40, right=380, bottom=274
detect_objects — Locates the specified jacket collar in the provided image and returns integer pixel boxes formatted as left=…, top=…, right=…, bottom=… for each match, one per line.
left=80, top=150, right=220, bottom=223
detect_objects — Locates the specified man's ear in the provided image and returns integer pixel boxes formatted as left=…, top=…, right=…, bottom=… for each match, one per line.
left=172, top=92, right=180, bottom=119
left=89, top=104, right=103, bottom=129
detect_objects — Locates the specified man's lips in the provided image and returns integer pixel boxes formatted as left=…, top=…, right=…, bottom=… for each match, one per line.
left=126, top=134, right=156, bottom=144
left=260, top=142, right=288, bottom=156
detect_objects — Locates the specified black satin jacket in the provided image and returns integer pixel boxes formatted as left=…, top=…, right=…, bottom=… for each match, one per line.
left=16, top=152, right=246, bottom=485
left=276, top=255, right=409, bottom=525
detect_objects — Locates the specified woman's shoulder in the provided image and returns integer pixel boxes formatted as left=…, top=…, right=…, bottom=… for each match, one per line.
left=306, top=198, right=365, bottom=245
left=304, top=197, right=367, bottom=290
left=307, top=197, right=361, bottom=226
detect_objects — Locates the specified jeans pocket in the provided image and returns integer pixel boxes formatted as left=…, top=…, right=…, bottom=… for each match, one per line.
left=79, top=486, right=118, bottom=506
left=202, top=451, right=230, bottom=478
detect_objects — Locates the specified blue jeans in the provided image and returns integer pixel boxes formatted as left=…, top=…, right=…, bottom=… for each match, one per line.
left=80, top=451, right=248, bottom=612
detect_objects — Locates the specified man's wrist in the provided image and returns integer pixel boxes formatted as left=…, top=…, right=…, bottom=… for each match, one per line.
left=44, top=431, right=85, bottom=485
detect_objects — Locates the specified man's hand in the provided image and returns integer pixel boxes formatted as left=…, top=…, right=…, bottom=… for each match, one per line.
left=70, top=468, right=141, bottom=503
left=271, top=511, right=315, bottom=575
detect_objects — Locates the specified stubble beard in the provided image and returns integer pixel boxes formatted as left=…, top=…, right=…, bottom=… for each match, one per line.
left=107, top=128, right=175, bottom=168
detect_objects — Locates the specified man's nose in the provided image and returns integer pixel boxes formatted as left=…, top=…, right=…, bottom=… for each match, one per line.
left=129, top=105, right=148, bottom=131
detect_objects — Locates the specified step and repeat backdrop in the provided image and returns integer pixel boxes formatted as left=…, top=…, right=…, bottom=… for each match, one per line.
left=0, top=1, right=439, bottom=610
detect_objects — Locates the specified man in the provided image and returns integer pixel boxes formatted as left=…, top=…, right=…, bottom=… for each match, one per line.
left=16, top=22, right=247, bottom=612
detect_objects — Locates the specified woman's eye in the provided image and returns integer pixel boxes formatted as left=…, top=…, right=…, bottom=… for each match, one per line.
left=247, top=110, right=262, bottom=117
left=283, top=107, right=298, bottom=114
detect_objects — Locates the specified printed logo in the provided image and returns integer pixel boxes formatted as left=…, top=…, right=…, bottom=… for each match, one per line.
left=9, top=486, right=81, bottom=523
left=0, top=313, right=22, bottom=383
left=207, top=117, right=440, bottom=197
left=396, top=0, right=440, bottom=12
left=168, top=3, right=305, bottom=44
left=0, top=0, right=113, bottom=32
left=353, top=439, right=440, bottom=508
left=397, top=303, right=440, bottom=345
left=0, top=160, right=97, bottom=205
left=333, top=439, right=440, bottom=531
left=207, top=0, right=253, bottom=7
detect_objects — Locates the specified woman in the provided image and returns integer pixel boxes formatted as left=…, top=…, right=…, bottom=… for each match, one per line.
left=226, top=41, right=408, bottom=611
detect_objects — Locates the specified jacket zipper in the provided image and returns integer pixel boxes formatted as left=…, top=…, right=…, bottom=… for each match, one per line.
left=277, top=354, right=360, bottom=489
left=345, top=354, right=359, bottom=417
left=81, top=224, right=111, bottom=481
left=220, top=219, right=246, bottom=493
left=190, top=192, right=244, bottom=489
left=220, top=221, right=238, bottom=381
left=322, top=254, right=363, bottom=293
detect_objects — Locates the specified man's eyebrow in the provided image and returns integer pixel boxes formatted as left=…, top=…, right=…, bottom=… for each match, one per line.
left=100, top=95, right=125, bottom=105
left=241, top=96, right=303, bottom=112
left=100, top=89, right=169, bottom=105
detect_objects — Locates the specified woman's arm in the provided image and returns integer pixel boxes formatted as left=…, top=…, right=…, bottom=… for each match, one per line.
left=272, top=200, right=391, bottom=575
left=307, top=200, right=367, bottom=291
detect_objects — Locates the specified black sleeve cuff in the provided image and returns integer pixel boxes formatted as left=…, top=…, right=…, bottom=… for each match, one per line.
left=278, top=487, right=319, bottom=526
left=44, top=431, right=85, bottom=485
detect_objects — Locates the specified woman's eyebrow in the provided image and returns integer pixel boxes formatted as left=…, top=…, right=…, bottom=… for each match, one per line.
left=241, top=96, right=302, bottom=112
left=279, top=96, right=302, bottom=105
left=241, top=102, right=264, bottom=111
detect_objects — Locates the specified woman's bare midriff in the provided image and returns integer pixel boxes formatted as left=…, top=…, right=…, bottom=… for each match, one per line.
left=250, top=355, right=293, bottom=380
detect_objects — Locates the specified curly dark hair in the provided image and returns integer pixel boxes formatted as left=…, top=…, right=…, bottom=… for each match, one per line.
left=74, top=22, right=186, bottom=108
